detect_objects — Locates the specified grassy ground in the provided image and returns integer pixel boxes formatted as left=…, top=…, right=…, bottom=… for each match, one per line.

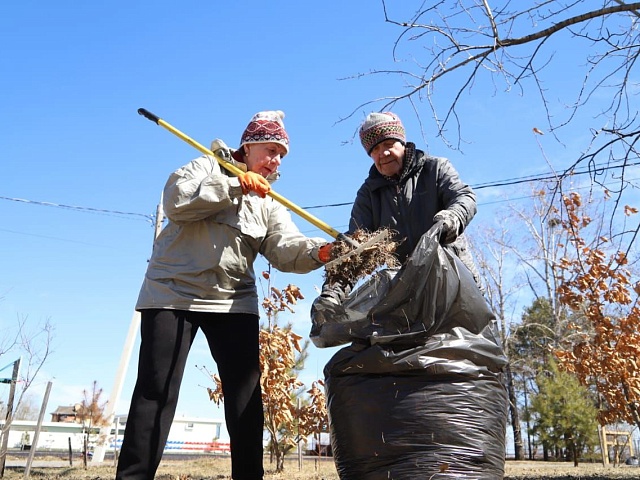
left=4, top=456, right=640, bottom=479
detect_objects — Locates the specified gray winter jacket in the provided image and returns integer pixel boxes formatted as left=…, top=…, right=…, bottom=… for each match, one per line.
left=136, top=154, right=327, bottom=315
left=349, top=143, right=480, bottom=281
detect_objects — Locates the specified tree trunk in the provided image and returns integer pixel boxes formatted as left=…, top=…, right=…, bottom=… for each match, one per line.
left=505, top=364, right=525, bottom=460
left=543, top=444, right=549, bottom=461
left=275, top=446, right=285, bottom=472
left=622, top=383, right=640, bottom=432
left=83, top=434, right=88, bottom=469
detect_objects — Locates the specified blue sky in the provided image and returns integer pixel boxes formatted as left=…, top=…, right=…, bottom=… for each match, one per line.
left=1, top=1, right=627, bottom=438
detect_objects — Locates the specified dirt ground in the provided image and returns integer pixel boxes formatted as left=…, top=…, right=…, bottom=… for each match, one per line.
left=504, top=460, right=640, bottom=479
left=3, top=456, right=640, bottom=479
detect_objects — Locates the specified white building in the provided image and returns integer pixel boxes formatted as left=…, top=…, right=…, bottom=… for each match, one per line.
left=1, top=415, right=229, bottom=454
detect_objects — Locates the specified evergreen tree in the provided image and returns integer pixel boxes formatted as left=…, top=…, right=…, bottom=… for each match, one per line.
left=530, top=360, right=599, bottom=466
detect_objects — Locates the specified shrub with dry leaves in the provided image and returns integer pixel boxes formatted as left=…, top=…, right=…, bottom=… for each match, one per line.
left=553, top=192, right=640, bottom=428
left=205, top=270, right=328, bottom=473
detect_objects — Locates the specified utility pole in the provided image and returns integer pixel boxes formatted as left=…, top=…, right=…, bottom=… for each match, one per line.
left=91, top=201, right=164, bottom=464
left=24, top=380, right=52, bottom=479
left=0, top=358, right=21, bottom=477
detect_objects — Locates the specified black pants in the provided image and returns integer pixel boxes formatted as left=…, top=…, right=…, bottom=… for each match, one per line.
left=115, top=310, right=264, bottom=480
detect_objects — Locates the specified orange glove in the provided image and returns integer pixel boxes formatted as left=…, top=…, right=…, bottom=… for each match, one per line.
left=238, top=171, right=271, bottom=198
left=318, top=243, right=334, bottom=263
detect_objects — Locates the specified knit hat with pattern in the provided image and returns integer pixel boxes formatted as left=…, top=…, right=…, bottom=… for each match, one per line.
left=240, top=110, right=289, bottom=157
left=359, top=112, right=406, bottom=154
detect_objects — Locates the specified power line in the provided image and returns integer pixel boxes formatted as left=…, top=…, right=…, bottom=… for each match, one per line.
left=0, top=195, right=155, bottom=223
left=471, top=159, right=640, bottom=190
left=0, top=228, right=123, bottom=248
left=301, top=159, right=640, bottom=210
left=1, top=158, right=637, bottom=219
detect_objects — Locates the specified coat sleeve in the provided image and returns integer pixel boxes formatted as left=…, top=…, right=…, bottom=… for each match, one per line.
left=436, top=157, right=477, bottom=233
left=260, top=202, right=328, bottom=273
left=348, top=182, right=376, bottom=235
left=162, top=155, right=245, bottom=224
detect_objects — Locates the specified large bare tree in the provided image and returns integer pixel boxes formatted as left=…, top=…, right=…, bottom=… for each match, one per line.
left=349, top=1, right=640, bottom=245
left=472, top=181, right=610, bottom=459
left=471, top=221, right=527, bottom=459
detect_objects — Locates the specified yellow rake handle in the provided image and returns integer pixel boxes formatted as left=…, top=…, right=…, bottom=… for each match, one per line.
left=138, top=108, right=343, bottom=240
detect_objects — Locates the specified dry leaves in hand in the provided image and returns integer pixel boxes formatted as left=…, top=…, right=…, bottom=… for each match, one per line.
left=324, top=228, right=400, bottom=286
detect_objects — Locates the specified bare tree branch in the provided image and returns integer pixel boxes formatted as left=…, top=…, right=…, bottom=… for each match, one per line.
left=347, top=1, right=640, bottom=253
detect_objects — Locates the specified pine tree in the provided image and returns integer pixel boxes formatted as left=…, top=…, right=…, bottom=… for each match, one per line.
left=530, top=360, right=599, bottom=466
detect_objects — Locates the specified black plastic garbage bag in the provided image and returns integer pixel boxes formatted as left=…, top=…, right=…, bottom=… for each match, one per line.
left=311, top=225, right=497, bottom=348
left=310, top=227, right=509, bottom=479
